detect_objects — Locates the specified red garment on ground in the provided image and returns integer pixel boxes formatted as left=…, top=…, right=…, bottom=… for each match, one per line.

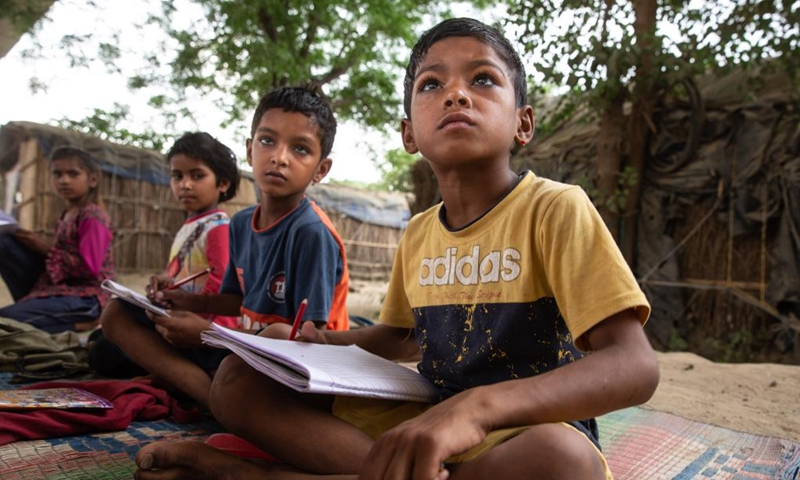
left=0, top=379, right=195, bottom=446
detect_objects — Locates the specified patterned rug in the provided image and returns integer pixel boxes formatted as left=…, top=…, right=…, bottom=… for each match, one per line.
left=599, top=407, right=800, bottom=480
left=1, top=371, right=798, bottom=479
left=0, top=419, right=223, bottom=480
left=0, top=373, right=223, bottom=480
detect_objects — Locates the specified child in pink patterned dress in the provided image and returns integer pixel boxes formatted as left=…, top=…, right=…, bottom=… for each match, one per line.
left=0, top=147, right=115, bottom=334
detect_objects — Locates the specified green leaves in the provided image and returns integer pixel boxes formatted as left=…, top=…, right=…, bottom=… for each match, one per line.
left=376, top=147, right=419, bottom=192
left=142, top=0, right=465, bottom=132
left=576, top=165, right=639, bottom=215
left=507, top=0, right=800, bottom=109
left=15, top=0, right=492, bottom=178
left=56, top=103, right=172, bottom=152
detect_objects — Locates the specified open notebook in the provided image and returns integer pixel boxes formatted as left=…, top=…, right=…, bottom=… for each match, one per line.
left=0, top=209, right=19, bottom=236
left=201, top=324, right=438, bottom=403
left=101, top=279, right=170, bottom=317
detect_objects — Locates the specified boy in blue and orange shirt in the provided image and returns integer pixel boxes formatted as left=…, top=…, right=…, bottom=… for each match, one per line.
left=155, top=86, right=349, bottom=334
left=121, top=87, right=349, bottom=410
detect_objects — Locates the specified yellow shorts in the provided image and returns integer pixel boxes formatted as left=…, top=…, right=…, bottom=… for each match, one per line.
left=332, top=396, right=612, bottom=479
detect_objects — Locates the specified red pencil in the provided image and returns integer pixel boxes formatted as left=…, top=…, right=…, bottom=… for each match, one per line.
left=166, top=267, right=212, bottom=290
left=288, top=299, right=308, bottom=341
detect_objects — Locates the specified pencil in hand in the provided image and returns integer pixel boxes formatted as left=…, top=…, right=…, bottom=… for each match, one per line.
left=288, top=299, right=308, bottom=341
left=166, top=267, right=213, bottom=290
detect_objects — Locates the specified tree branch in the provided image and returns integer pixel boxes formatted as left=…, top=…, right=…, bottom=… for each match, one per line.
left=310, top=31, right=363, bottom=87
left=602, top=0, right=612, bottom=45
left=312, top=62, right=352, bottom=87
left=257, top=7, right=277, bottom=42
left=299, top=4, right=320, bottom=59
left=331, top=96, right=357, bottom=110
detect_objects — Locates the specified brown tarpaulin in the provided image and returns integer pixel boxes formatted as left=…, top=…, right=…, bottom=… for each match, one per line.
left=511, top=68, right=799, bottom=351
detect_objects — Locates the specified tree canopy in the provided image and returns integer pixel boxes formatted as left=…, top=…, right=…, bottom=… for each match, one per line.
left=56, top=103, right=171, bottom=152
left=124, top=0, right=490, bottom=131
left=10, top=0, right=492, bottom=186
left=508, top=0, right=799, bottom=115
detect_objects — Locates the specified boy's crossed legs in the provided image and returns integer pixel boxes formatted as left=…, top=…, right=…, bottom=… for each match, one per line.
left=102, top=300, right=224, bottom=408
left=134, top=353, right=609, bottom=480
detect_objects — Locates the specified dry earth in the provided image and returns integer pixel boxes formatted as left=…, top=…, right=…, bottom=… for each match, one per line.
left=2, top=273, right=798, bottom=442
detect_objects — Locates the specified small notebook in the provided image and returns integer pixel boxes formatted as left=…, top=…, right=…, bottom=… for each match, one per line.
left=201, top=324, right=438, bottom=403
left=0, top=388, right=113, bottom=409
left=101, top=279, right=171, bottom=317
left=0, top=209, right=19, bottom=236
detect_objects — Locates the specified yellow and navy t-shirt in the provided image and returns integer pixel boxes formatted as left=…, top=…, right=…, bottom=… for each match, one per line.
left=380, top=171, right=650, bottom=400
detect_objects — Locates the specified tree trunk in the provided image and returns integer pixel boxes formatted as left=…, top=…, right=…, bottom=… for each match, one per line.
left=596, top=98, right=626, bottom=241
left=623, top=0, right=658, bottom=266
left=0, top=1, right=56, bottom=59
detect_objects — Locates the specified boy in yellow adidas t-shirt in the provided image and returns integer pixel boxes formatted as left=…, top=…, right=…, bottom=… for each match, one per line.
left=135, top=17, right=659, bottom=480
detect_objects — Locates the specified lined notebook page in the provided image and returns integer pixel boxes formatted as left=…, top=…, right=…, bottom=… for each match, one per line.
left=202, top=324, right=437, bottom=402
left=101, top=280, right=171, bottom=317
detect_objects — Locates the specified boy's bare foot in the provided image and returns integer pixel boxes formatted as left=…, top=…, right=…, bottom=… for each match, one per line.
left=134, top=441, right=287, bottom=480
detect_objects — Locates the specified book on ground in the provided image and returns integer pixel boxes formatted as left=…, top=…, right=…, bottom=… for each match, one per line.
left=0, top=388, right=113, bottom=409
left=0, top=209, right=19, bottom=236
left=201, top=324, right=438, bottom=403
left=101, top=279, right=171, bottom=317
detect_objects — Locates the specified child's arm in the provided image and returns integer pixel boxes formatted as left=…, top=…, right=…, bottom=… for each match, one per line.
left=286, top=321, right=420, bottom=361
left=77, top=216, right=113, bottom=276
left=145, top=309, right=214, bottom=349
left=154, top=289, right=243, bottom=317
left=200, top=223, right=229, bottom=297
left=361, top=309, right=659, bottom=480
left=13, top=229, right=53, bottom=256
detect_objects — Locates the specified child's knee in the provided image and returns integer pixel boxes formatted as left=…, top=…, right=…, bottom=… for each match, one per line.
left=487, top=424, right=606, bottom=480
left=530, top=425, right=606, bottom=479
left=209, top=355, right=248, bottom=400
left=99, top=301, right=124, bottom=336
left=208, top=355, right=254, bottom=422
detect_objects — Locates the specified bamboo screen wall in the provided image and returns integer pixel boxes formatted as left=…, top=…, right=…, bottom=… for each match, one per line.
left=1, top=123, right=256, bottom=272
left=318, top=209, right=403, bottom=281
left=18, top=143, right=256, bottom=272
left=1, top=122, right=406, bottom=280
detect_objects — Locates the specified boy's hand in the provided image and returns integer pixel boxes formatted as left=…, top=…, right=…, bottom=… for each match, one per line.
left=258, top=321, right=329, bottom=343
left=153, top=288, right=195, bottom=310
left=145, top=275, right=174, bottom=302
left=360, top=388, right=489, bottom=480
left=146, top=310, right=210, bottom=349
left=296, top=320, right=328, bottom=344
left=14, top=229, right=53, bottom=255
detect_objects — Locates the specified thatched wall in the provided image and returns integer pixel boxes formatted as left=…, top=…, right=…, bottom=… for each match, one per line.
left=506, top=68, right=800, bottom=363
left=0, top=122, right=409, bottom=282
left=318, top=209, right=404, bottom=281
left=0, top=122, right=256, bottom=272
left=306, top=183, right=409, bottom=281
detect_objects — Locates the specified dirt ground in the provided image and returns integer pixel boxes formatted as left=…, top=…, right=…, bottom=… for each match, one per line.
left=2, top=273, right=798, bottom=443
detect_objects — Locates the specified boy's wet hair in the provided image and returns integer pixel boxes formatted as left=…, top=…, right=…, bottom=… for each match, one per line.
left=403, top=17, right=527, bottom=118
left=167, top=132, right=241, bottom=202
left=250, top=85, right=337, bottom=160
